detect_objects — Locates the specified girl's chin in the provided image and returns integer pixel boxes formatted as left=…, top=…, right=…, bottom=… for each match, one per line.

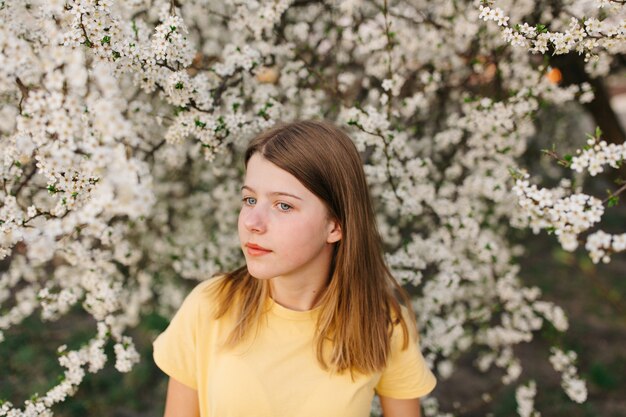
left=246, top=268, right=277, bottom=280
left=250, top=274, right=274, bottom=280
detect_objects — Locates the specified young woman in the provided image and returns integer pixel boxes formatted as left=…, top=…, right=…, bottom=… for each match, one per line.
left=153, top=120, right=436, bottom=417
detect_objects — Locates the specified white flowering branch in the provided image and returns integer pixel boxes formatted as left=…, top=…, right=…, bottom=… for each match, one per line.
left=515, top=380, right=541, bottom=417
left=549, top=347, right=588, bottom=403
left=513, top=128, right=626, bottom=263
left=478, top=1, right=626, bottom=61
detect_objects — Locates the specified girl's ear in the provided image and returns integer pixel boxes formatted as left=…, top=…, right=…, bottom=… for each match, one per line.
left=327, top=219, right=342, bottom=243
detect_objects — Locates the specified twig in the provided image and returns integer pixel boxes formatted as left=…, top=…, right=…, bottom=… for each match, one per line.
left=352, top=122, right=404, bottom=205
left=144, top=139, right=167, bottom=161
left=11, top=165, right=37, bottom=197
left=169, top=0, right=181, bottom=15
left=382, top=0, right=394, bottom=118
left=206, top=8, right=229, bottom=21
left=15, top=77, right=29, bottom=113
left=79, top=13, right=94, bottom=48
left=602, top=182, right=626, bottom=205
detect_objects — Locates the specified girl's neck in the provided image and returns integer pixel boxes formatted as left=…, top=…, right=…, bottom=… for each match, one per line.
left=269, top=274, right=329, bottom=311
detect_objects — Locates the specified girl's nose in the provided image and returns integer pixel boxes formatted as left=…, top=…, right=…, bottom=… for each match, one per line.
left=243, top=206, right=267, bottom=234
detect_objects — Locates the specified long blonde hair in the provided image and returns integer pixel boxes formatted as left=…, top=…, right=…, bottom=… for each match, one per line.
left=211, top=120, right=415, bottom=376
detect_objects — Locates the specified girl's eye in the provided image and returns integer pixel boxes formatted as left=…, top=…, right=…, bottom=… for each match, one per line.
left=277, top=202, right=292, bottom=212
left=242, top=197, right=257, bottom=206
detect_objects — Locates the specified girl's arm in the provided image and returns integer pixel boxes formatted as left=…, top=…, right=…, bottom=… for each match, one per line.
left=379, top=395, right=421, bottom=417
left=162, top=377, right=200, bottom=417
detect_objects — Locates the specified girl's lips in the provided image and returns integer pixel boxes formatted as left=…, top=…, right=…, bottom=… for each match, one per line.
left=245, top=243, right=272, bottom=256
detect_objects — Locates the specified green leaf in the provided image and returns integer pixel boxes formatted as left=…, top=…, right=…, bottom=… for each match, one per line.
left=507, top=167, right=524, bottom=180
left=131, top=20, right=138, bottom=37
left=608, top=195, right=619, bottom=208
left=559, top=154, right=573, bottom=167
left=174, top=106, right=189, bottom=116
left=215, top=116, right=227, bottom=132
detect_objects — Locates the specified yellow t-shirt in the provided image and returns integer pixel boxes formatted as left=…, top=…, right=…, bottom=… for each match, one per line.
left=152, top=276, right=436, bottom=417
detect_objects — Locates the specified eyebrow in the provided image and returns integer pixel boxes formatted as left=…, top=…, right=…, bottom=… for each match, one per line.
left=241, top=185, right=303, bottom=200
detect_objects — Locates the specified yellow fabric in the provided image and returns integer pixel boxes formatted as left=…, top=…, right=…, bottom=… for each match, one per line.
left=153, top=276, right=436, bottom=417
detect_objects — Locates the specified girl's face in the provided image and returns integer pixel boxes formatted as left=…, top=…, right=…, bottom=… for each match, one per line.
left=238, top=153, right=342, bottom=282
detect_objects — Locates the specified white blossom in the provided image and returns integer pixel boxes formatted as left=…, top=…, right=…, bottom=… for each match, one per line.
left=549, top=348, right=588, bottom=403
left=516, top=380, right=541, bottom=417
left=1, top=0, right=616, bottom=414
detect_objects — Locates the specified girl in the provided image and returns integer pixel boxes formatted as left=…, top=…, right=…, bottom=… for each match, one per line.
left=153, top=120, right=436, bottom=417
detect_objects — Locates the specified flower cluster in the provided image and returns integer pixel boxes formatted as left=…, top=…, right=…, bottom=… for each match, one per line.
left=151, top=15, right=195, bottom=67
left=479, top=5, right=510, bottom=27
left=512, top=126, right=626, bottom=263
left=513, top=176, right=604, bottom=251
left=570, top=138, right=626, bottom=176
left=585, top=230, right=626, bottom=263
left=549, top=348, right=588, bottom=403
left=515, top=380, right=540, bottom=417
left=0, top=321, right=137, bottom=417
left=479, top=2, right=626, bottom=62
left=114, top=336, right=141, bottom=372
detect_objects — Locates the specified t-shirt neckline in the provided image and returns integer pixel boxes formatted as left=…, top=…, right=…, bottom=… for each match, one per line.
left=267, top=297, right=322, bottom=321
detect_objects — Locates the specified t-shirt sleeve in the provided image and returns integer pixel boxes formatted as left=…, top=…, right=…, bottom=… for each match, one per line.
left=152, top=280, right=210, bottom=390
left=375, top=307, right=437, bottom=399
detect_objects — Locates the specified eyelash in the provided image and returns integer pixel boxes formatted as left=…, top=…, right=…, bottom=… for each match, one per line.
left=241, top=197, right=293, bottom=212
left=242, top=197, right=257, bottom=206
left=277, top=202, right=293, bottom=212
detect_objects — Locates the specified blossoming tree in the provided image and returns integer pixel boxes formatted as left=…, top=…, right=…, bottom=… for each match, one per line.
left=0, top=0, right=624, bottom=416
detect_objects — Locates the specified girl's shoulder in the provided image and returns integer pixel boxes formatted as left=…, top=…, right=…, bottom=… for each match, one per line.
left=197, top=273, right=229, bottom=294
left=388, top=304, right=421, bottom=346
left=179, top=274, right=229, bottom=316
